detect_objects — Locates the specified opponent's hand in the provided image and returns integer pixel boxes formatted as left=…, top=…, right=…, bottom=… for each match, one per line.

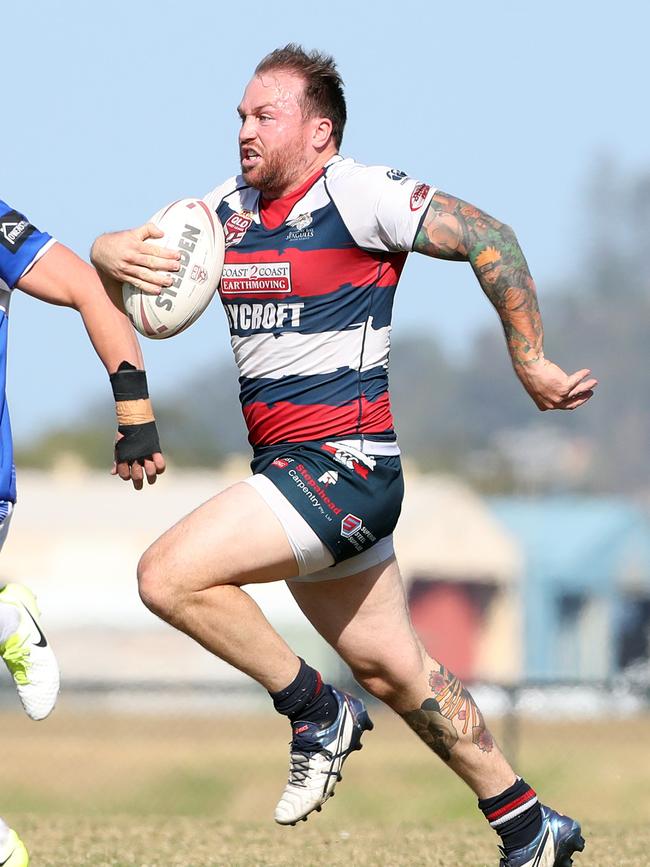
left=112, top=432, right=166, bottom=491
left=112, top=450, right=166, bottom=490
left=515, top=357, right=598, bottom=411
left=90, top=224, right=180, bottom=295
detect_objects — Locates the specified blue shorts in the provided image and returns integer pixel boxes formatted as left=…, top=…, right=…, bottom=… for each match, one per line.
left=250, top=439, right=404, bottom=568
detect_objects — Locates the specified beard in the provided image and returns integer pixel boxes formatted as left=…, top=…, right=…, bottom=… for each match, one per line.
left=241, top=137, right=309, bottom=197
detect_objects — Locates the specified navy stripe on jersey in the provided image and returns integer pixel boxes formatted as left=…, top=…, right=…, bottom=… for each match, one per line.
left=239, top=365, right=389, bottom=408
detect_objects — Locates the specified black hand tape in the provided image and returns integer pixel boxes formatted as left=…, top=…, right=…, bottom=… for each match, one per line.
left=110, top=361, right=149, bottom=402
left=115, top=421, right=161, bottom=463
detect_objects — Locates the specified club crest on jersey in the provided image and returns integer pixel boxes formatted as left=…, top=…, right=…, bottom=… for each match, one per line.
left=223, top=212, right=253, bottom=247
left=341, top=514, right=363, bottom=538
left=286, top=212, right=313, bottom=231
left=410, top=183, right=431, bottom=211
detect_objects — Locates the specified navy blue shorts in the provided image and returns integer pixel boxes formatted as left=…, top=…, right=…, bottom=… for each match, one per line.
left=251, top=439, right=404, bottom=565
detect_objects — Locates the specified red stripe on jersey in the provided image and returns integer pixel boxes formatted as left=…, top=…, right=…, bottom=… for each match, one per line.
left=243, top=393, right=394, bottom=446
left=222, top=247, right=407, bottom=300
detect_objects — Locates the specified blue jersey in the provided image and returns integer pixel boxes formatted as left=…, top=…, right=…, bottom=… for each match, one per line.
left=0, top=200, right=53, bottom=502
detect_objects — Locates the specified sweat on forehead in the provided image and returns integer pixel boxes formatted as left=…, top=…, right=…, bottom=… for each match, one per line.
left=250, top=71, right=306, bottom=111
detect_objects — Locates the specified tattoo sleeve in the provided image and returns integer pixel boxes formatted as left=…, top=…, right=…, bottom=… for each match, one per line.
left=401, top=665, right=494, bottom=762
left=414, top=191, right=543, bottom=366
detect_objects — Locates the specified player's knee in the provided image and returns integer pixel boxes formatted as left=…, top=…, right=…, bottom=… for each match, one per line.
left=350, top=652, right=424, bottom=705
left=137, top=549, right=177, bottom=621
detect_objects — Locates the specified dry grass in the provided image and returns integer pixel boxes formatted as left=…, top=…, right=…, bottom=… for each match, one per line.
left=2, top=707, right=650, bottom=865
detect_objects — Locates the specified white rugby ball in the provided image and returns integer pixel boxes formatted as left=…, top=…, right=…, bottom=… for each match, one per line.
left=123, top=198, right=224, bottom=339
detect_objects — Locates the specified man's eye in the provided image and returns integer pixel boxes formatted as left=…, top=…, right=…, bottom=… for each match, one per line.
left=259, top=115, right=272, bottom=122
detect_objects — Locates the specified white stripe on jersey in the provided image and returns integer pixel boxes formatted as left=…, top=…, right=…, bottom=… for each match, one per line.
left=231, top=317, right=391, bottom=380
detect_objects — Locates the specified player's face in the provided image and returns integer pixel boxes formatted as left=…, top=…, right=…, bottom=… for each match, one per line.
left=237, top=70, right=312, bottom=197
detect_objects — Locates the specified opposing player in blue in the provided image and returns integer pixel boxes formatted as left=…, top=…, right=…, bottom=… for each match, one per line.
left=0, top=200, right=165, bottom=866
left=91, top=46, right=595, bottom=867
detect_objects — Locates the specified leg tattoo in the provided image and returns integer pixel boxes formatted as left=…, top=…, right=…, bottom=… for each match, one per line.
left=402, top=664, right=494, bottom=761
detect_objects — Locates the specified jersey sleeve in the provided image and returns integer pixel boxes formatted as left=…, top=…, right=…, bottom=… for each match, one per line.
left=0, top=200, right=54, bottom=289
left=203, top=176, right=240, bottom=213
left=325, top=161, right=436, bottom=253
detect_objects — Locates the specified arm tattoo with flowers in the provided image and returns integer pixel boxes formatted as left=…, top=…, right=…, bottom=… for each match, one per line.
left=414, top=191, right=543, bottom=366
left=401, top=665, right=494, bottom=762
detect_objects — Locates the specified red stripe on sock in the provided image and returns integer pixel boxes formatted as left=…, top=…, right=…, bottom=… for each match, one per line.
left=487, top=788, right=537, bottom=822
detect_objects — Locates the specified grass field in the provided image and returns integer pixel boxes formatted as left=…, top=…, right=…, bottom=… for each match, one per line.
left=3, top=706, right=650, bottom=866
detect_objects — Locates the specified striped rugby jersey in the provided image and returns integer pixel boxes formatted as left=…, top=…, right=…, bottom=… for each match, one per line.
left=0, top=200, right=54, bottom=502
left=204, top=156, right=435, bottom=449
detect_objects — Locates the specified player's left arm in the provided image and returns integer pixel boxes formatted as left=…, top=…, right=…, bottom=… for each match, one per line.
left=17, top=242, right=166, bottom=488
left=413, top=191, right=598, bottom=410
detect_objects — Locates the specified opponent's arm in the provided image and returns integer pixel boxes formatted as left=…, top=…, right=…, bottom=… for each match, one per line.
left=413, top=191, right=597, bottom=410
left=17, top=242, right=165, bottom=488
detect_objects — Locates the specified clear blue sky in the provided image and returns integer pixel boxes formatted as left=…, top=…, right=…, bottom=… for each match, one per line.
left=3, top=0, right=648, bottom=440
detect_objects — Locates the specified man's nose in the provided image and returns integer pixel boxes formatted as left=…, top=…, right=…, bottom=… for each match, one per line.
left=239, top=116, right=255, bottom=142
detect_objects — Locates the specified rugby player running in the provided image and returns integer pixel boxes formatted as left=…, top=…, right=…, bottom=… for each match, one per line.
left=91, top=45, right=595, bottom=867
left=0, top=201, right=165, bottom=866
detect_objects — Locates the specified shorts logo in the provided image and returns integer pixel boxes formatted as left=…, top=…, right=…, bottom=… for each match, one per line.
left=410, top=183, right=431, bottom=212
left=318, top=470, right=338, bottom=486
left=223, top=212, right=253, bottom=247
left=221, top=262, right=292, bottom=294
left=272, top=457, right=294, bottom=469
left=0, top=211, right=36, bottom=254
left=341, top=514, right=362, bottom=538
left=387, top=169, right=408, bottom=181
left=322, top=442, right=376, bottom=479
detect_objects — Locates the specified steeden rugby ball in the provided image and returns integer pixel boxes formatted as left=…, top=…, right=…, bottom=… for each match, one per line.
left=123, top=198, right=224, bottom=339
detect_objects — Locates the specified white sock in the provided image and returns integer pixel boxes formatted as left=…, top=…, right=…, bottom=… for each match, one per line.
left=0, top=600, right=20, bottom=643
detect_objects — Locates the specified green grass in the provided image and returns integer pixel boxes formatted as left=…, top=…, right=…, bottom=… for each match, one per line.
left=3, top=708, right=650, bottom=865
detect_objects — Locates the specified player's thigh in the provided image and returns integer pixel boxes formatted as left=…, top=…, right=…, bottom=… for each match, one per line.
left=287, top=556, right=424, bottom=675
left=141, top=481, right=298, bottom=591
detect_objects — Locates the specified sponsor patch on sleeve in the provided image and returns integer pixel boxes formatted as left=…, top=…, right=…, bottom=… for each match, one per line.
left=0, top=210, right=37, bottom=254
left=409, top=183, right=431, bottom=212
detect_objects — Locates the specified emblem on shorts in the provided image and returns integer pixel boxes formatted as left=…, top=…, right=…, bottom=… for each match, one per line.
left=341, top=514, right=363, bottom=538
left=272, top=457, right=294, bottom=469
left=321, top=442, right=376, bottom=479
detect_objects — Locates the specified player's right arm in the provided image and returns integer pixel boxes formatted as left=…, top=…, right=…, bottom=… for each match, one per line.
left=412, top=191, right=598, bottom=411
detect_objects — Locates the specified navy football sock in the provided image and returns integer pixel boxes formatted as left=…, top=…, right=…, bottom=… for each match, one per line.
left=479, top=777, right=543, bottom=856
left=270, top=658, right=338, bottom=727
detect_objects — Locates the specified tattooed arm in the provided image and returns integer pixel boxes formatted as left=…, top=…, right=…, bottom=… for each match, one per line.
left=413, top=191, right=597, bottom=410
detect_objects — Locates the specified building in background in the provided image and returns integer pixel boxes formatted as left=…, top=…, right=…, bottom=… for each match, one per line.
left=491, top=498, right=650, bottom=682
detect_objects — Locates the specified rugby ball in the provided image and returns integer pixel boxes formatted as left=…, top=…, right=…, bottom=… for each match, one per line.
left=123, top=198, right=224, bottom=339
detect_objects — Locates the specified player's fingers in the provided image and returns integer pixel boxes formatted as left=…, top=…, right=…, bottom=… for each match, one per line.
left=115, top=459, right=132, bottom=481
left=138, top=222, right=165, bottom=240
left=141, top=458, right=159, bottom=485
left=566, top=368, right=592, bottom=390
left=129, top=264, right=175, bottom=288
left=567, top=377, right=598, bottom=399
left=123, top=275, right=162, bottom=296
left=130, top=461, right=145, bottom=491
left=142, top=252, right=181, bottom=271
left=153, top=453, right=166, bottom=474
left=560, top=390, right=595, bottom=410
